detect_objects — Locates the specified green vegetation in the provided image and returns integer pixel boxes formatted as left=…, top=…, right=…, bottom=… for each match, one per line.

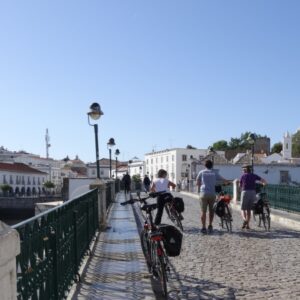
left=292, top=130, right=300, bottom=157
left=212, top=131, right=267, bottom=151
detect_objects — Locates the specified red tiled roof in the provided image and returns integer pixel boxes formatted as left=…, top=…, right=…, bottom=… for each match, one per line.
left=0, top=162, right=47, bottom=174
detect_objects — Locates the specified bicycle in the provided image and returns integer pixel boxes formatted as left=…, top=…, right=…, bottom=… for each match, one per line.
left=164, top=195, right=184, bottom=231
left=121, top=192, right=182, bottom=297
left=214, top=185, right=233, bottom=233
left=252, top=184, right=271, bottom=231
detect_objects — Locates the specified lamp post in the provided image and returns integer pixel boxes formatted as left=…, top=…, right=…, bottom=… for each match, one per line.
left=247, top=133, right=257, bottom=173
left=115, top=149, right=120, bottom=179
left=87, top=102, right=104, bottom=179
left=208, top=146, right=216, bottom=165
left=107, top=138, right=115, bottom=178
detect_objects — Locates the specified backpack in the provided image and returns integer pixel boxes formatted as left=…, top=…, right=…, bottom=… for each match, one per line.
left=158, top=224, right=183, bottom=257
left=213, top=200, right=225, bottom=217
left=252, top=199, right=264, bottom=214
left=173, top=197, right=185, bottom=213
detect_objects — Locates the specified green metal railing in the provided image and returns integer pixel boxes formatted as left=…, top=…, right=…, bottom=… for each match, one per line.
left=222, top=184, right=233, bottom=197
left=12, top=189, right=99, bottom=300
left=264, top=184, right=300, bottom=213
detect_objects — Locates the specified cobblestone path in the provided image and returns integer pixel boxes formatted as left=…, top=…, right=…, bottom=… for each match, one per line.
left=163, top=192, right=300, bottom=300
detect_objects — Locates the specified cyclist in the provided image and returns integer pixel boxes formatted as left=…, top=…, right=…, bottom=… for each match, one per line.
left=196, top=159, right=229, bottom=234
left=239, top=164, right=267, bottom=229
left=150, top=169, right=177, bottom=225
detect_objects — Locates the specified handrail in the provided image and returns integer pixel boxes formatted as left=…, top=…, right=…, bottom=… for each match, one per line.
left=12, top=189, right=99, bottom=299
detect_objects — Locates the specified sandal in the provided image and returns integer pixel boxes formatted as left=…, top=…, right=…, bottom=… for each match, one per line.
left=242, top=221, right=247, bottom=229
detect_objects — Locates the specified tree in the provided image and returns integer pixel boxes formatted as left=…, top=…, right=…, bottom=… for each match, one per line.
left=212, top=140, right=228, bottom=151
left=1, top=184, right=11, bottom=196
left=43, top=181, right=55, bottom=189
left=271, top=142, right=282, bottom=154
left=186, top=145, right=197, bottom=149
left=292, top=130, right=300, bottom=157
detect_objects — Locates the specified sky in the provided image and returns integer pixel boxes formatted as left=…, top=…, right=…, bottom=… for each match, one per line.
left=1, top=0, right=300, bottom=163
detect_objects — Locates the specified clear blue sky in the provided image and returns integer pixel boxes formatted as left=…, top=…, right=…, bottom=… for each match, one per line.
left=1, top=1, right=300, bottom=163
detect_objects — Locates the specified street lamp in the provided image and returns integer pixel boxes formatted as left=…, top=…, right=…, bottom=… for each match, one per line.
left=247, top=133, right=257, bottom=173
left=87, top=102, right=104, bottom=179
left=208, top=146, right=216, bottom=165
left=115, top=149, right=120, bottom=179
left=107, top=138, right=115, bottom=178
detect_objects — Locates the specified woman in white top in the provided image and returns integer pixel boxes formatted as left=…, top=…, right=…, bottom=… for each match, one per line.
left=151, top=169, right=176, bottom=225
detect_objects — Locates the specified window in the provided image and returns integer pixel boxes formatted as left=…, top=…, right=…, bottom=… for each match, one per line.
left=10, top=175, right=13, bottom=184
left=182, top=155, right=187, bottom=161
left=280, top=171, right=289, bottom=184
left=172, top=155, right=174, bottom=161
left=3, top=175, right=7, bottom=184
left=151, top=158, right=153, bottom=164
left=166, top=156, right=169, bottom=162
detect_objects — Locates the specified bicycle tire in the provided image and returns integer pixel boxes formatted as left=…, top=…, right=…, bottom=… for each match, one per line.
left=158, top=250, right=168, bottom=297
left=165, top=204, right=172, bottom=220
left=264, top=207, right=271, bottom=231
left=261, top=212, right=267, bottom=230
left=140, top=229, right=151, bottom=269
left=175, top=215, right=183, bottom=231
left=224, top=205, right=232, bottom=233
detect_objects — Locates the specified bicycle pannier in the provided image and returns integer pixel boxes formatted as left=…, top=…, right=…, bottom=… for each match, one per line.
left=173, top=197, right=185, bottom=213
left=158, top=224, right=182, bottom=257
left=213, top=200, right=225, bottom=217
left=252, top=199, right=264, bottom=214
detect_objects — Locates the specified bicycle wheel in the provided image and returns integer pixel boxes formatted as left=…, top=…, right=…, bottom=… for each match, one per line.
left=165, top=204, right=173, bottom=220
left=260, top=212, right=267, bottom=230
left=224, top=206, right=232, bottom=233
left=173, top=210, right=183, bottom=231
left=157, top=249, right=168, bottom=297
left=264, top=207, right=271, bottom=231
left=140, top=229, right=151, bottom=269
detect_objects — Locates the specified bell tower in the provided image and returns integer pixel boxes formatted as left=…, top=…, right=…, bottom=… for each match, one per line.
left=282, top=131, right=292, bottom=160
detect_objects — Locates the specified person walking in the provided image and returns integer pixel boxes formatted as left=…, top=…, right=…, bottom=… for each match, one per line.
left=150, top=169, right=176, bottom=225
left=196, top=159, right=228, bottom=234
left=143, top=174, right=151, bottom=192
left=122, top=172, right=131, bottom=195
left=239, top=164, right=266, bottom=229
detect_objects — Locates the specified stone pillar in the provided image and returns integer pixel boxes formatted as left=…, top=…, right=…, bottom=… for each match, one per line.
left=233, top=179, right=240, bottom=205
left=0, top=221, right=20, bottom=300
left=90, top=179, right=107, bottom=230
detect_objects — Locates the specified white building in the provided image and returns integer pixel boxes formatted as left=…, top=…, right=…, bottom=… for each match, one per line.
left=144, top=148, right=212, bottom=184
left=0, top=162, right=48, bottom=196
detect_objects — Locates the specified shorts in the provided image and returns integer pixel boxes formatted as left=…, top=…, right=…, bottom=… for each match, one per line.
left=240, top=190, right=256, bottom=210
left=199, top=192, right=215, bottom=213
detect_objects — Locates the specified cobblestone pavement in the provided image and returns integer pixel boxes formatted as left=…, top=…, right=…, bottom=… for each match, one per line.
left=163, top=192, right=300, bottom=300
left=71, top=191, right=300, bottom=300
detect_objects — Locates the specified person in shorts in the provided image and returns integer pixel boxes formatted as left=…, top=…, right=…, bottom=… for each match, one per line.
left=239, top=165, right=266, bottom=229
left=196, top=159, right=228, bottom=234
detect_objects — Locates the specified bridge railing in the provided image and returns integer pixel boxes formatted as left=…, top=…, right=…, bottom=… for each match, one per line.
left=262, top=184, right=300, bottom=213
left=10, top=185, right=108, bottom=300
left=10, top=180, right=118, bottom=300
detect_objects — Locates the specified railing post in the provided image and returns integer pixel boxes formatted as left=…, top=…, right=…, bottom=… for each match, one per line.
left=0, top=221, right=20, bottom=300
left=233, top=179, right=240, bottom=205
left=90, top=179, right=107, bottom=230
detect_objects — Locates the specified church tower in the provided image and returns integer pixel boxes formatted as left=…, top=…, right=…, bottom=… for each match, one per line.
left=282, top=131, right=292, bottom=160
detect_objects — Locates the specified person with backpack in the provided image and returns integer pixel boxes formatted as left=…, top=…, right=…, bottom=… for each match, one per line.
left=150, top=169, right=176, bottom=225
left=239, top=165, right=267, bottom=229
left=196, top=159, right=228, bottom=234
